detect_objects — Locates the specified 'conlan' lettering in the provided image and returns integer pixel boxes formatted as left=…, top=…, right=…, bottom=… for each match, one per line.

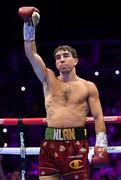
left=54, top=128, right=76, bottom=140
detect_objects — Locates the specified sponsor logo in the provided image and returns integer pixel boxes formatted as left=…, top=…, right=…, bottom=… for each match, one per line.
left=20, top=132, right=25, bottom=158
left=69, top=159, right=83, bottom=169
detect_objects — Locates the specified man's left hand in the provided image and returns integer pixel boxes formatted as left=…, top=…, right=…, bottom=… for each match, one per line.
left=91, top=146, right=109, bottom=167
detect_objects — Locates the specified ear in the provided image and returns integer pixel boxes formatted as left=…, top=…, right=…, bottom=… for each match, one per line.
left=74, top=58, right=78, bottom=65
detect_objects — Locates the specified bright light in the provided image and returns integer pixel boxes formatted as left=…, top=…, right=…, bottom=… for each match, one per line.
left=4, top=143, right=8, bottom=147
left=21, top=86, right=26, bottom=91
left=115, top=70, right=120, bottom=75
left=94, top=71, right=99, bottom=76
left=3, top=128, right=7, bottom=133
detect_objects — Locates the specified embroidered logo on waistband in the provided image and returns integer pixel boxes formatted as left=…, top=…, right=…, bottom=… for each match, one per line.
left=45, top=128, right=76, bottom=140
left=62, top=128, right=76, bottom=140
left=69, top=159, right=83, bottom=169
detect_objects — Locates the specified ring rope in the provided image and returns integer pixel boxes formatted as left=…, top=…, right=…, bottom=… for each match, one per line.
left=0, top=146, right=121, bottom=155
left=0, top=116, right=121, bottom=125
left=0, top=117, right=120, bottom=179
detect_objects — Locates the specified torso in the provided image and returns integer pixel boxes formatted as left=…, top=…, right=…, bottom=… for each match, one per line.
left=43, top=74, right=90, bottom=128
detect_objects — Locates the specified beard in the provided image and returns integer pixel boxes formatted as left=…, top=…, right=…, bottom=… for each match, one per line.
left=60, top=66, right=72, bottom=74
left=60, top=66, right=73, bottom=74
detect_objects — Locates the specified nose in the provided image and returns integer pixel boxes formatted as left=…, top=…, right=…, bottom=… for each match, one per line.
left=60, top=56, right=65, bottom=63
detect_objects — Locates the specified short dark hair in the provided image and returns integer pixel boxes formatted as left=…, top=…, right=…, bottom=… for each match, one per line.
left=53, top=45, right=77, bottom=58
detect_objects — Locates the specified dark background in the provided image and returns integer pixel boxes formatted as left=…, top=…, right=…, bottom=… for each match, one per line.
left=0, top=1, right=121, bottom=179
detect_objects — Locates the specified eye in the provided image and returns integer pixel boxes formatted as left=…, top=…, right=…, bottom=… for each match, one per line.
left=55, top=55, right=61, bottom=60
left=63, top=53, right=71, bottom=58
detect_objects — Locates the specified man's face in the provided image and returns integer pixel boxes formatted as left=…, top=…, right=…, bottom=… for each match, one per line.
left=55, top=50, right=78, bottom=73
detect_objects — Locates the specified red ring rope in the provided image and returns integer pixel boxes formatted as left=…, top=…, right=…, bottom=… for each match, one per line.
left=0, top=116, right=121, bottom=125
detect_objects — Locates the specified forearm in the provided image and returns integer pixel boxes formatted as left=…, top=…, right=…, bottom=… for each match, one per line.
left=24, top=41, right=37, bottom=58
left=24, top=41, right=47, bottom=71
left=24, top=41, right=47, bottom=82
left=94, top=116, right=106, bottom=134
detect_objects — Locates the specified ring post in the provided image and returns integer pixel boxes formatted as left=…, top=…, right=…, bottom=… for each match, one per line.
left=18, top=118, right=26, bottom=180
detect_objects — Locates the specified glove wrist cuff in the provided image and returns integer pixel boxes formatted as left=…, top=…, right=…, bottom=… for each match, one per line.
left=23, top=21, right=35, bottom=41
left=95, top=132, right=108, bottom=148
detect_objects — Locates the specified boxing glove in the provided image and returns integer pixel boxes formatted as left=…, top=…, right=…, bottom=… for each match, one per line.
left=18, top=6, right=40, bottom=41
left=91, top=146, right=109, bottom=166
left=88, top=132, right=109, bottom=167
left=18, top=6, right=40, bottom=21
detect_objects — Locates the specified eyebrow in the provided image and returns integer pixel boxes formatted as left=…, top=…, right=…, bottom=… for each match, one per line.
left=55, top=52, right=71, bottom=58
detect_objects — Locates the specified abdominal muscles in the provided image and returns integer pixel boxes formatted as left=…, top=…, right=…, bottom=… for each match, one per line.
left=45, top=80, right=89, bottom=128
left=46, top=100, right=89, bottom=128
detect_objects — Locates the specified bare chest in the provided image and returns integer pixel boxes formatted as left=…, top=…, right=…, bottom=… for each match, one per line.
left=45, top=81, right=88, bottom=105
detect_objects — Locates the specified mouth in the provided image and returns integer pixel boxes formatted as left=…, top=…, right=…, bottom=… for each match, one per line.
left=61, top=65, right=68, bottom=69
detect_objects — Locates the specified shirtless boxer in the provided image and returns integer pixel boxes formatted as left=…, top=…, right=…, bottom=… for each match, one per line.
left=18, top=6, right=109, bottom=180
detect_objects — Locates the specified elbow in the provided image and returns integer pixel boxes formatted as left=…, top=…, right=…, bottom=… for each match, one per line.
left=94, top=114, right=104, bottom=121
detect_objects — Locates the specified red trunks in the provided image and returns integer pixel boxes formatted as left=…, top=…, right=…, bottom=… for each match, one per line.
left=39, top=127, right=90, bottom=179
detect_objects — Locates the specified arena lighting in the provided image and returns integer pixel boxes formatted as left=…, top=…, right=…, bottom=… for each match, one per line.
left=115, top=70, right=120, bottom=75
left=3, top=128, right=7, bottom=133
left=4, top=143, right=8, bottom=147
left=21, top=86, right=26, bottom=91
left=94, top=71, right=99, bottom=76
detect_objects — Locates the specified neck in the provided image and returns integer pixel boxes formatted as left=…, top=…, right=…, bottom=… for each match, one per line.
left=59, top=70, right=78, bottom=82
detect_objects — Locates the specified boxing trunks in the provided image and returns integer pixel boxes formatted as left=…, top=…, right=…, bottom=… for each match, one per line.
left=39, top=127, right=90, bottom=179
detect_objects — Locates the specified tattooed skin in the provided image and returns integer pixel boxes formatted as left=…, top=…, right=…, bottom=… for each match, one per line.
left=44, top=77, right=98, bottom=128
left=63, top=86, right=71, bottom=102
left=46, top=105, right=54, bottom=120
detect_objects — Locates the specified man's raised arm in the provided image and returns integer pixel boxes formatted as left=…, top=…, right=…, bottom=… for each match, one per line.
left=18, top=6, right=48, bottom=83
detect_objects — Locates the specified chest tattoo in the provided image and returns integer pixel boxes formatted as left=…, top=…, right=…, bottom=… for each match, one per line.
left=46, top=105, right=54, bottom=120
left=63, top=86, right=71, bottom=102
